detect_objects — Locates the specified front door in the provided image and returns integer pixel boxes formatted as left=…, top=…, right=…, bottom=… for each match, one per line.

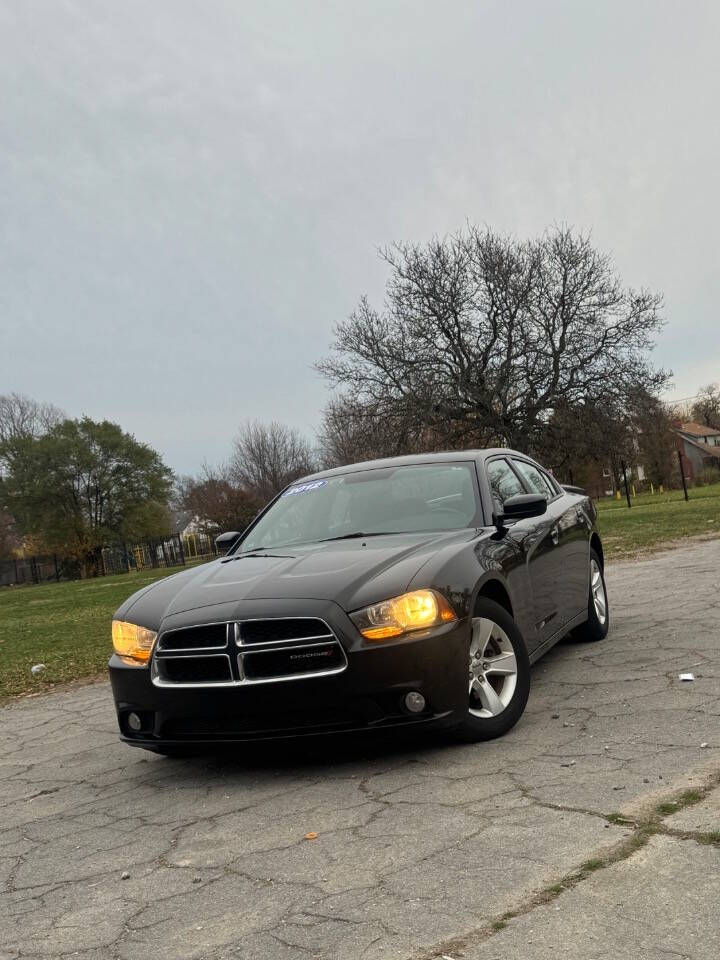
left=510, top=457, right=588, bottom=633
left=486, top=458, right=562, bottom=651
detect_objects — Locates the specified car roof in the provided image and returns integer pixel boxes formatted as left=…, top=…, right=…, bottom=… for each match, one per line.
left=296, top=448, right=537, bottom=483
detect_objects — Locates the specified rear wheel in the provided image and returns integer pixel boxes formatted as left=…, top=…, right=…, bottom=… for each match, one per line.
left=453, top=598, right=530, bottom=742
left=572, top=550, right=609, bottom=642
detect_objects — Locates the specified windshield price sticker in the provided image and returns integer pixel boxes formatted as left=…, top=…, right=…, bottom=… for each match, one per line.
left=281, top=480, right=328, bottom=498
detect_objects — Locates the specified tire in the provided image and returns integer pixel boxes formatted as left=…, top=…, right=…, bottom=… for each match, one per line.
left=453, top=598, right=531, bottom=743
left=572, top=549, right=609, bottom=642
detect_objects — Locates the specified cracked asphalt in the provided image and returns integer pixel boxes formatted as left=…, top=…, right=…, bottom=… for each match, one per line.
left=1, top=538, right=719, bottom=960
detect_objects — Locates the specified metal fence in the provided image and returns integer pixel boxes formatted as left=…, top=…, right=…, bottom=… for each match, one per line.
left=0, top=531, right=219, bottom=588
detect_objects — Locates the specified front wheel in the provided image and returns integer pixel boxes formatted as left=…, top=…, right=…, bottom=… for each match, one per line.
left=453, top=598, right=531, bottom=743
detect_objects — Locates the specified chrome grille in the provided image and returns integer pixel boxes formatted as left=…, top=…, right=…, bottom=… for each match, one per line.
left=158, top=623, right=229, bottom=652
left=152, top=617, right=347, bottom=688
left=239, top=617, right=332, bottom=645
left=156, top=654, right=233, bottom=685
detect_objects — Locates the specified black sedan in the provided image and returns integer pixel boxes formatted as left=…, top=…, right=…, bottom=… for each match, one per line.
left=109, top=450, right=609, bottom=753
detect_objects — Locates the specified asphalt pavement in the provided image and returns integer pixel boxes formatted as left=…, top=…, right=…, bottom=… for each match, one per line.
left=1, top=538, right=719, bottom=960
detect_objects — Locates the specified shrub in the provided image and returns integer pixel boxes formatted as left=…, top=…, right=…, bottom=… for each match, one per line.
left=696, top=466, right=720, bottom=487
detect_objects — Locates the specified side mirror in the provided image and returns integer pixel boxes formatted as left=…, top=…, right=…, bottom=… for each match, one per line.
left=215, top=531, right=241, bottom=556
left=494, top=494, right=547, bottom=529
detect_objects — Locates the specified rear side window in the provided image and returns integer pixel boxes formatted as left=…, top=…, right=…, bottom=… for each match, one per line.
left=512, top=459, right=555, bottom=499
left=541, top=471, right=560, bottom=497
left=487, top=459, right=525, bottom=509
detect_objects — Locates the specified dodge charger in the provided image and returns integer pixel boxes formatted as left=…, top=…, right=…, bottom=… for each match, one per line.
left=109, top=450, right=609, bottom=754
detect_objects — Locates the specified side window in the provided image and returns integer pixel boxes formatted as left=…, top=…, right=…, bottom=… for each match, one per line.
left=487, top=458, right=525, bottom=510
left=541, top=471, right=560, bottom=497
left=512, top=460, right=552, bottom=499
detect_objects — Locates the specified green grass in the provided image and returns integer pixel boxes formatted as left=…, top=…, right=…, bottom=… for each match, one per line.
left=695, top=832, right=720, bottom=845
left=654, top=790, right=704, bottom=817
left=596, top=482, right=720, bottom=558
left=605, top=813, right=635, bottom=826
left=0, top=565, right=197, bottom=703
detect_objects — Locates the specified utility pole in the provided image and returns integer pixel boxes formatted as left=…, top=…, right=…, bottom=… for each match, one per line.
left=677, top=450, right=689, bottom=502
left=620, top=460, right=632, bottom=508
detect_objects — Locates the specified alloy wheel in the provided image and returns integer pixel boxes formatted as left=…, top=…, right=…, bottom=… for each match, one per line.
left=590, top=558, right=607, bottom=625
left=468, top=616, right=518, bottom=718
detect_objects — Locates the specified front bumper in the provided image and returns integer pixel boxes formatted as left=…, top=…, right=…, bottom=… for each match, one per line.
left=109, top=600, right=469, bottom=748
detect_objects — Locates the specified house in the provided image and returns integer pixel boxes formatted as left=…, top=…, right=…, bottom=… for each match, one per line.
left=673, top=422, right=720, bottom=480
left=169, top=510, right=207, bottom=538
left=576, top=462, right=616, bottom=499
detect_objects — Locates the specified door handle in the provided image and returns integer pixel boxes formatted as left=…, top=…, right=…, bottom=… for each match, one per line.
left=551, top=527, right=559, bottom=546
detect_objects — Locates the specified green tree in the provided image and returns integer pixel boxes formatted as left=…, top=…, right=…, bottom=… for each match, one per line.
left=122, top=500, right=173, bottom=540
left=0, top=417, right=173, bottom=573
left=0, top=507, right=20, bottom=564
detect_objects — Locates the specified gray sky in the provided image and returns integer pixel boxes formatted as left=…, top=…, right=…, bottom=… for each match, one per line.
left=2, top=0, right=719, bottom=474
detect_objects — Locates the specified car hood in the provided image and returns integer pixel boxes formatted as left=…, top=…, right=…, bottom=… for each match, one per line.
left=118, top=530, right=476, bottom=627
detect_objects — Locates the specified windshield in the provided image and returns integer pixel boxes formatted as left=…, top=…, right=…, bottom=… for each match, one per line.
left=237, top=462, right=480, bottom=552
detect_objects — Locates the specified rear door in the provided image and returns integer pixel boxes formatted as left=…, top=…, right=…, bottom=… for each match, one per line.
left=486, top=457, right=561, bottom=649
left=511, top=458, right=588, bottom=627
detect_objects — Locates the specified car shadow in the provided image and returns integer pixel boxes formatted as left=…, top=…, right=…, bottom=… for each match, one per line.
left=156, top=726, right=456, bottom=775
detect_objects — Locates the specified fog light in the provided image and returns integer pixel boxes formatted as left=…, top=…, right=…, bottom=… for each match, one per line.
left=404, top=691, right=426, bottom=714
left=127, top=711, right=143, bottom=732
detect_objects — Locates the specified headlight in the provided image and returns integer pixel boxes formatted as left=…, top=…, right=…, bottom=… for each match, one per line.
left=112, top=620, right=157, bottom=664
left=351, top=589, right=457, bottom=641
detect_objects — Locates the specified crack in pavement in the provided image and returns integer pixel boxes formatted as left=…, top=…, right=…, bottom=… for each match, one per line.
left=408, top=768, right=720, bottom=960
left=1, top=537, right=720, bottom=959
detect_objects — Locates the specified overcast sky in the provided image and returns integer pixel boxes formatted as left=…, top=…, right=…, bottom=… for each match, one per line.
left=2, top=0, right=719, bottom=474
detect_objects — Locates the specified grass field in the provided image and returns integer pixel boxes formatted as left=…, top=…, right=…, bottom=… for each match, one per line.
left=2, top=485, right=720, bottom=703
left=0, top=565, right=193, bottom=703
left=597, top=481, right=720, bottom=557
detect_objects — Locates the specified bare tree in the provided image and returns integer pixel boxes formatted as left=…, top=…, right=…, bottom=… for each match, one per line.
left=176, top=463, right=260, bottom=534
left=316, top=226, right=669, bottom=453
left=538, top=386, right=676, bottom=492
left=537, top=399, right=632, bottom=486
left=229, top=421, right=316, bottom=503
left=318, top=396, right=435, bottom=468
left=631, top=390, right=677, bottom=487
left=318, top=394, right=474, bottom=468
left=0, top=393, right=64, bottom=468
left=667, top=398, right=694, bottom=422
left=691, top=383, right=720, bottom=429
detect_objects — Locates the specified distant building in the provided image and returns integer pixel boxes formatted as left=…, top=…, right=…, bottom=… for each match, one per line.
left=169, top=510, right=207, bottom=538
left=576, top=462, right=616, bottom=499
left=673, top=422, right=720, bottom=479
